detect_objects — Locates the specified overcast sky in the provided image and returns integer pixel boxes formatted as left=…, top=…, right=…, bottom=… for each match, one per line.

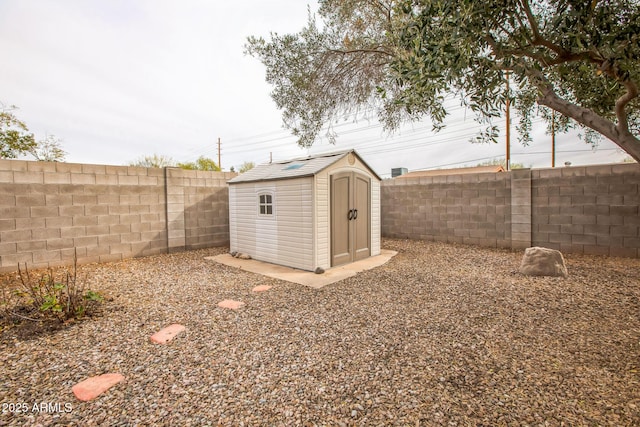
left=0, top=0, right=630, bottom=177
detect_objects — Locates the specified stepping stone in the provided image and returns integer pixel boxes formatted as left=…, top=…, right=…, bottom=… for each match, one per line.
left=218, top=299, right=245, bottom=310
left=150, top=324, right=186, bottom=344
left=72, top=373, right=125, bottom=401
left=252, top=285, right=272, bottom=292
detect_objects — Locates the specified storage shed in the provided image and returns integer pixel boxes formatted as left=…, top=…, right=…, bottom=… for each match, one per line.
left=228, top=150, right=381, bottom=272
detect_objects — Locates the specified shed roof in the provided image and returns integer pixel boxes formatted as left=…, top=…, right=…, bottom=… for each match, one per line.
left=228, top=149, right=380, bottom=184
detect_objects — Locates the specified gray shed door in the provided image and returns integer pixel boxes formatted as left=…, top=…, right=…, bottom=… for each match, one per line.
left=330, top=172, right=371, bottom=266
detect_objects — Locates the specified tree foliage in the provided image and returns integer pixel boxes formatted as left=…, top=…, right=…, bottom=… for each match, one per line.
left=1, top=103, right=67, bottom=161
left=129, top=153, right=175, bottom=168
left=246, top=1, right=398, bottom=147
left=128, top=154, right=221, bottom=171
left=176, top=156, right=221, bottom=171
left=1, top=104, right=37, bottom=159
left=238, top=161, right=255, bottom=173
left=30, top=135, right=67, bottom=162
left=246, top=0, right=640, bottom=161
left=476, top=158, right=527, bottom=169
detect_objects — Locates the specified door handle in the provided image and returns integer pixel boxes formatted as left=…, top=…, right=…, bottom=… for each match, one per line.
left=347, top=209, right=353, bottom=220
left=353, top=209, right=358, bottom=220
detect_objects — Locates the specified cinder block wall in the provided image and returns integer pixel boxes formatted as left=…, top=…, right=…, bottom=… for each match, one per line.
left=381, top=172, right=512, bottom=248
left=381, top=163, right=640, bottom=257
left=0, top=160, right=234, bottom=272
left=531, top=163, right=639, bottom=257
left=182, top=170, right=232, bottom=250
left=3, top=159, right=637, bottom=273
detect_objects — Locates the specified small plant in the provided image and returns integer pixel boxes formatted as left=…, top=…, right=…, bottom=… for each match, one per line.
left=16, top=252, right=103, bottom=321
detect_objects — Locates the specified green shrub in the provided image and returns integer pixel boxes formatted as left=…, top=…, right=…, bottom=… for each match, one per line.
left=15, top=254, right=103, bottom=321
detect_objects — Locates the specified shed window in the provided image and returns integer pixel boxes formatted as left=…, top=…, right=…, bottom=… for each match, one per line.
left=259, top=194, right=273, bottom=215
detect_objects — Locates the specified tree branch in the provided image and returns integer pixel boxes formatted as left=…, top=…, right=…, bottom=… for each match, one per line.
left=614, top=78, right=639, bottom=137
left=519, top=0, right=566, bottom=57
left=519, top=0, right=541, bottom=39
left=485, top=30, right=596, bottom=69
left=528, top=67, right=640, bottom=161
left=327, top=47, right=395, bottom=58
left=370, top=0, right=392, bottom=22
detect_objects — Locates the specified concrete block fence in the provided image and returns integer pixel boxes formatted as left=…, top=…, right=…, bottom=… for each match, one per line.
left=381, top=162, right=640, bottom=258
left=1, top=159, right=638, bottom=273
left=530, top=163, right=640, bottom=257
left=381, top=171, right=513, bottom=248
left=0, top=159, right=235, bottom=273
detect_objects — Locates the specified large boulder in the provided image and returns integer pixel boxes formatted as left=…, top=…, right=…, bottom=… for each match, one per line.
left=519, top=247, right=568, bottom=278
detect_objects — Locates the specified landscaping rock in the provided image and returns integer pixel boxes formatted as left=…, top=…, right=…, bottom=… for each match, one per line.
left=519, top=246, right=568, bottom=278
left=2, top=241, right=638, bottom=425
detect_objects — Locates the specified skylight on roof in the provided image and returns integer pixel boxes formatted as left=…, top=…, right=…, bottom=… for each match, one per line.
left=283, top=163, right=304, bottom=170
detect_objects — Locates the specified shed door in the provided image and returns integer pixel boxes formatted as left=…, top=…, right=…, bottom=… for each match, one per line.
left=330, top=172, right=371, bottom=266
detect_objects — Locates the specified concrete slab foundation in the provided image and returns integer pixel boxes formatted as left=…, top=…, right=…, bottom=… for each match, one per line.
left=205, top=250, right=397, bottom=289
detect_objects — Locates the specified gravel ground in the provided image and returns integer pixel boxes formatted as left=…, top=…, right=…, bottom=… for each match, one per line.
left=1, top=238, right=639, bottom=426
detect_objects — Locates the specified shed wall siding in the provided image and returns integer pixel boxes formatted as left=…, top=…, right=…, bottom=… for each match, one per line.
left=229, top=185, right=238, bottom=250
left=229, top=184, right=257, bottom=254
left=315, top=171, right=328, bottom=269
left=229, top=177, right=314, bottom=271
left=314, top=174, right=330, bottom=269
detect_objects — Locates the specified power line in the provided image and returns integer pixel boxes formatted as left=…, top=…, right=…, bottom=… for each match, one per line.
left=180, top=94, right=612, bottom=172
left=183, top=98, right=471, bottom=161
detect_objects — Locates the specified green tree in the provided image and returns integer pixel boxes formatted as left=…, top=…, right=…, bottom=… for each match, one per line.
left=1, top=104, right=37, bottom=158
left=246, top=0, right=640, bottom=162
left=129, top=154, right=175, bottom=168
left=238, top=161, right=255, bottom=173
left=476, top=158, right=527, bottom=169
left=176, top=156, right=221, bottom=171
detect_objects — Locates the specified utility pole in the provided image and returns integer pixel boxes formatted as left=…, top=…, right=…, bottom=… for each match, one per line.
left=551, top=110, right=556, bottom=168
left=217, top=137, right=221, bottom=171
left=505, top=70, right=511, bottom=171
